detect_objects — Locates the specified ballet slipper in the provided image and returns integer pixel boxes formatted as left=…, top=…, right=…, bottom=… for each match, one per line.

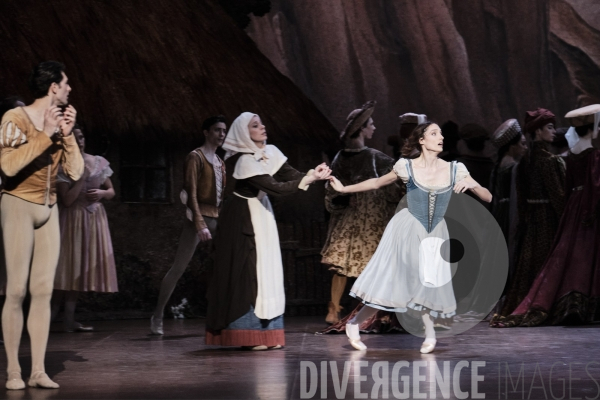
left=345, top=323, right=366, bottom=351
left=150, top=315, right=164, bottom=335
left=64, top=322, right=94, bottom=333
left=28, top=372, right=59, bottom=389
left=250, top=345, right=268, bottom=351
left=420, top=339, right=437, bottom=354
left=6, top=372, right=25, bottom=390
left=269, top=345, right=283, bottom=350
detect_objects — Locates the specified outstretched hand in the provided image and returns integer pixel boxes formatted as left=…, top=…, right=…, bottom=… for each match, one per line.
left=328, top=176, right=345, bottom=193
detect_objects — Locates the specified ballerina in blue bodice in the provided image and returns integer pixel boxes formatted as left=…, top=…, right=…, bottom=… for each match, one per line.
left=329, top=122, right=492, bottom=353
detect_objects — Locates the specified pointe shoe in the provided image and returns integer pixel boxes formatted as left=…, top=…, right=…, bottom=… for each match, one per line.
left=28, top=372, right=59, bottom=389
left=420, top=339, right=437, bottom=354
left=269, top=344, right=283, bottom=350
left=433, top=323, right=451, bottom=331
left=150, top=315, right=164, bottom=335
left=345, top=323, right=367, bottom=351
left=6, top=372, right=25, bottom=390
left=250, top=345, right=268, bottom=351
left=325, top=301, right=341, bottom=324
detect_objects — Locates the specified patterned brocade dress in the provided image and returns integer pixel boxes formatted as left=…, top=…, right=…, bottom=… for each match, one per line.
left=54, top=156, right=118, bottom=293
left=321, top=147, right=403, bottom=277
left=319, top=148, right=404, bottom=334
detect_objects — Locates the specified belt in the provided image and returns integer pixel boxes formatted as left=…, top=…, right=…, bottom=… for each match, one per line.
left=527, top=199, right=550, bottom=204
left=498, top=198, right=510, bottom=203
left=573, top=186, right=584, bottom=191
left=233, top=192, right=253, bottom=199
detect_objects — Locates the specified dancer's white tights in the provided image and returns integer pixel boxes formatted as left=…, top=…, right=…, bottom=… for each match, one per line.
left=348, top=305, right=437, bottom=345
left=1, top=195, right=60, bottom=376
left=348, top=305, right=378, bottom=326
left=422, top=313, right=436, bottom=344
left=153, top=218, right=216, bottom=319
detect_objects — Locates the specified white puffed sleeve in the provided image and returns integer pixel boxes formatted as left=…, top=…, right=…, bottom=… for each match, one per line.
left=392, top=158, right=410, bottom=183
left=455, top=162, right=470, bottom=182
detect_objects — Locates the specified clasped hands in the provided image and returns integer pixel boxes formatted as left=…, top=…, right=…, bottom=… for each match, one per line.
left=306, top=162, right=332, bottom=184
left=86, top=189, right=109, bottom=202
left=44, top=104, right=77, bottom=138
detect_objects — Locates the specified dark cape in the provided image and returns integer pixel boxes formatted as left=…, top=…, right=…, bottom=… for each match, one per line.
left=456, top=154, right=495, bottom=209
left=489, top=160, right=520, bottom=282
left=492, top=141, right=566, bottom=321
left=324, top=147, right=403, bottom=212
left=206, top=159, right=305, bottom=331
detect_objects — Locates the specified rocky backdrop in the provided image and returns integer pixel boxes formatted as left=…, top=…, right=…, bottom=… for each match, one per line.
left=247, top=0, right=600, bottom=152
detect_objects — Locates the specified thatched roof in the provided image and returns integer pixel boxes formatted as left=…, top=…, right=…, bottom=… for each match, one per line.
left=0, top=0, right=339, bottom=150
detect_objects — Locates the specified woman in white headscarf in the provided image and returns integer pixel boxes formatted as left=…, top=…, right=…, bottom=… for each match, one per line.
left=205, top=112, right=331, bottom=350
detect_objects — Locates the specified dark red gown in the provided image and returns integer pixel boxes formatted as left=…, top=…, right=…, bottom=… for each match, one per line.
left=496, top=148, right=600, bottom=326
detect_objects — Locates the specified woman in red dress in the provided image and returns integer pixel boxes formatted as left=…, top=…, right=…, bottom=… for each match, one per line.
left=492, top=104, right=600, bottom=327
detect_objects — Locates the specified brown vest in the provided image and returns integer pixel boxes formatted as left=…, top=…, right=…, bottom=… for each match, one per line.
left=182, top=148, right=226, bottom=231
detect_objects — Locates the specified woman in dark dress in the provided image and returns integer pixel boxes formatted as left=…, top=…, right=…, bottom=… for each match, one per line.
left=491, top=108, right=566, bottom=324
left=493, top=104, right=600, bottom=327
left=489, top=120, right=527, bottom=281
left=205, top=112, right=330, bottom=350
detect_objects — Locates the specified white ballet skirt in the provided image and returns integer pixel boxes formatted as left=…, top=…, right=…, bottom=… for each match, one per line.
left=350, top=159, right=469, bottom=319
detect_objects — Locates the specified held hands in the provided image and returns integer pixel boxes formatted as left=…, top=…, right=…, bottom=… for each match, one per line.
left=60, top=105, right=77, bottom=136
left=197, top=228, right=212, bottom=242
left=307, top=163, right=332, bottom=184
left=328, top=176, right=345, bottom=193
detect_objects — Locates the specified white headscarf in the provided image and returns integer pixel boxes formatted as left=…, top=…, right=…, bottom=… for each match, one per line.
left=223, top=112, right=287, bottom=179
left=223, top=112, right=264, bottom=160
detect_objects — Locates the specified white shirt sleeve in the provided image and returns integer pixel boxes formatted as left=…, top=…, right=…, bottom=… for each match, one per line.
left=455, top=162, right=470, bottom=182
left=392, top=158, right=410, bottom=183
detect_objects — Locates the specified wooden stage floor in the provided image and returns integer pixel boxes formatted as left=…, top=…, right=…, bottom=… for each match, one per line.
left=1, top=317, right=599, bottom=399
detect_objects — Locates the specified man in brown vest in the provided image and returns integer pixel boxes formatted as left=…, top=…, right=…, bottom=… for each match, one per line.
left=151, top=116, right=227, bottom=335
left=1, top=61, right=84, bottom=389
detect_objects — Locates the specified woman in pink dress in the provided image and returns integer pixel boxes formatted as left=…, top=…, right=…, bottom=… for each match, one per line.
left=51, top=126, right=117, bottom=332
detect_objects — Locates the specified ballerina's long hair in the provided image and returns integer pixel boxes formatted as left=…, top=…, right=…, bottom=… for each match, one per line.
left=400, top=121, right=435, bottom=159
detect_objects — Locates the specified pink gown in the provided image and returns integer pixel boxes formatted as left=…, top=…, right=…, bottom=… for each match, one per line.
left=54, top=155, right=118, bottom=292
